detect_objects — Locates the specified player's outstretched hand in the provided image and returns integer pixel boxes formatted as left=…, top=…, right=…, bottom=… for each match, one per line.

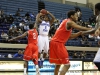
left=95, top=29, right=100, bottom=36
left=8, top=39, right=14, bottom=42
left=81, top=28, right=96, bottom=35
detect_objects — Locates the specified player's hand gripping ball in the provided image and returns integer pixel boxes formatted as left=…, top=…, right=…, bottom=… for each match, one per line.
left=40, top=9, right=47, bottom=15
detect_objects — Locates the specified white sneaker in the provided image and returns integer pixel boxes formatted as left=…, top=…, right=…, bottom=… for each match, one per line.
left=36, top=68, right=40, bottom=75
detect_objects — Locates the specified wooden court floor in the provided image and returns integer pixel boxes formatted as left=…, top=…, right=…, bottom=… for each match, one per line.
left=0, top=71, right=100, bottom=75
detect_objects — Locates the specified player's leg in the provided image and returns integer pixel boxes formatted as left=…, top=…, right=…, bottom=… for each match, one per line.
left=94, top=62, right=100, bottom=71
left=23, top=45, right=30, bottom=75
left=59, top=64, right=70, bottom=75
left=40, top=36, right=49, bottom=67
left=44, top=36, right=49, bottom=58
left=32, top=59, right=40, bottom=75
left=24, top=60, right=28, bottom=75
left=54, top=65, right=61, bottom=75
left=32, top=45, right=40, bottom=75
left=38, top=35, right=44, bottom=68
left=93, top=48, right=100, bottom=71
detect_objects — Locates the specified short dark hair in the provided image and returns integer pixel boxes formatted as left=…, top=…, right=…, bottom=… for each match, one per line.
left=29, top=23, right=35, bottom=29
left=67, top=10, right=76, bottom=18
left=95, top=3, right=100, bottom=11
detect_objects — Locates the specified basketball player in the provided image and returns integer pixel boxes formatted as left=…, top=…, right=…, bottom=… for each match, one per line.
left=8, top=23, right=40, bottom=75
left=93, top=3, right=100, bottom=71
left=78, top=3, right=100, bottom=71
left=49, top=10, right=94, bottom=75
left=36, top=10, right=55, bottom=68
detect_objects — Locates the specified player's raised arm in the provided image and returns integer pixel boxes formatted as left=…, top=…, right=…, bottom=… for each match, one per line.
left=36, top=13, right=43, bottom=23
left=8, top=31, right=28, bottom=41
left=47, top=11, right=55, bottom=25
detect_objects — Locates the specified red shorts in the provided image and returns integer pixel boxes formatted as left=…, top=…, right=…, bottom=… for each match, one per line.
left=49, top=40, right=69, bottom=64
left=23, top=43, right=38, bottom=65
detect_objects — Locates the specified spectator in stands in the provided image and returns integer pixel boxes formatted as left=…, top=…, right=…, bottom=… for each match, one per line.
left=25, top=12, right=30, bottom=21
left=54, top=19, right=60, bottom=28
left=81, top=35, right=91, bottom=47
left=0, top=10, right=5, bottom=23
left=8, top=54, right=13, bottom=58
left=89, top=15, right=96, bottom=25
left=29, top=12, right=35, bottom=20
left=19, top=21, right=25, bottom=30
left=73, top=51, right=78, bottom=58
left=49, top=25, right=56, bottom=37
left=1, top=30, right=8, bottom=43
left=7, top=14, right=14, bottom=24
left=75, top=7, right=82, bottom=22
left=13, top=50, right=24, bottom=58
left=23, top=24, right=29, bottom=32
left=9, top=24, right=18, bottom=36
left=15, top=11, right=20, bottom=17
left=81, top=51, right=86, bottom=59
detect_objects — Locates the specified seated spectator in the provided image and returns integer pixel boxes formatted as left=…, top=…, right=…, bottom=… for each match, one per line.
left=23, top=24, right=29, bottom=32
left=81, top=35, right=91, bottom=47
left=13, top=50, right=24, bottom=58
left=15, top=11, right=20, bottom=17
left=9, top=14, right=14, bottom=24
left=29, top=12, right=35, bottom=20
left=73, top=51, right=78, bottom=58
left=8, top=54, right=13, bottom=58
left=81, top=51, right=86, bottom=59
left=1, top=31, right=8, bottom=43
left=19, top=21, right=25, bottom=30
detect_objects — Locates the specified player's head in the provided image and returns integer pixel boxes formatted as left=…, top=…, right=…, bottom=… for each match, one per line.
left=67, top=10, right=78, bottom=22
left=29, top=23, right=35, bottom=29
left=18, top=50, right=22, bottom=54
left=43, top=15, right=50, bottom=21
left=95, top=3, right=100, bottom=16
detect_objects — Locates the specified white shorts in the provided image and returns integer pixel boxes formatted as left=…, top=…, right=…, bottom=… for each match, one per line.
left=38, top=35, right=49, bottom=53
left=93, top=48, right=100, bottom=62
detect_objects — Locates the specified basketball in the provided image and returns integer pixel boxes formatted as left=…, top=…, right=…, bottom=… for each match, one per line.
left=40, top=9, right=47, bottom=15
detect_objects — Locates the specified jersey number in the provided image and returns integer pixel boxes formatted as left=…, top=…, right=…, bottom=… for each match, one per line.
left=33, top=33, right=36, bottom=39
left=43, top=26, right=48, bottom=32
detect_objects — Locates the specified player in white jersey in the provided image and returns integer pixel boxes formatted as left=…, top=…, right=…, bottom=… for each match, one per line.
left=80, top=3, right=100, bottom=71
left=36, top=11, right=55, bottom=68
left=93, top=3, right=100, bottom=71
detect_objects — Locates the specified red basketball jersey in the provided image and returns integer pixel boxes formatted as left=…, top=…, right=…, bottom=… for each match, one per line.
left=27, top=29, right=38, bottom=44
left=52, top=19, right=72, bottom=43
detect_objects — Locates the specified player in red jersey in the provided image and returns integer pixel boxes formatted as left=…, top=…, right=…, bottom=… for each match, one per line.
left=8, top=23, right=40, bottom=75
left=49, top=10, right=95, bottom=75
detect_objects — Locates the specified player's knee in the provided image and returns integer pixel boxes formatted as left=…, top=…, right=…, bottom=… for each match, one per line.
left=64, top=64, right=70, bottom=71
left=24, top=61, right=27, bottom=68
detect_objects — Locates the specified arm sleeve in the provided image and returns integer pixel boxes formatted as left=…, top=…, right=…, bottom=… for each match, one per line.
left=13, top=53, right=19, bottom=58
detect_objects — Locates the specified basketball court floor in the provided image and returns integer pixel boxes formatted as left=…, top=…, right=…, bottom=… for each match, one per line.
left=0, top=71, right=100, bottom=75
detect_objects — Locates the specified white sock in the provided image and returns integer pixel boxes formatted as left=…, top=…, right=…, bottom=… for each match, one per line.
left=36, top=65, right=40, bottom=72
left=24, top=68, right=27, bottom=75
left=36, top=65, right=39, bottom=68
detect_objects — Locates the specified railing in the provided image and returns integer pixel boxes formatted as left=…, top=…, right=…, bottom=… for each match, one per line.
left=0, top=43, right=99, bottom=51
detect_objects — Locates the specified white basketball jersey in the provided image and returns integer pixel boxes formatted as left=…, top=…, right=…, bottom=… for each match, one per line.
left=39, top=21, right=50, bottom=35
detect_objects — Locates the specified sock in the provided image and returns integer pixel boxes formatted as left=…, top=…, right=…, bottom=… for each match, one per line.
left=24, top=68, right=27, bottom=75
left=36, top=65, right=39, bottom=69
left=36, top=65, right=40, bottom=73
